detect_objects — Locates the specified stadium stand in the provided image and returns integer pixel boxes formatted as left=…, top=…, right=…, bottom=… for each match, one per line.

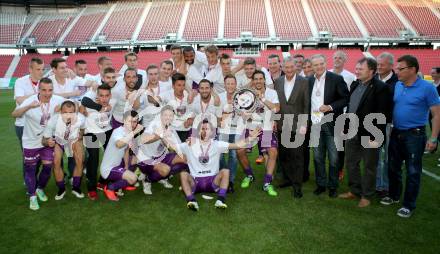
left=183, top=0, right=220, bottom=41
left=308, top=0, right=363, bottom=38
left=99, top=1, right=145, bottom=42
left=352, top=0, right=405, bottom=38
left=0, top=55, right=13, bottom=77
left=0, top=13, right=28, bottom=44
left=28, top=13, right=76, bottom=45
left=393, top=0, right=440, bottom=38
left=137, top=1, right=185, bottom=41
left=63, top=5, right=108, bottom=45
left=270, top=0, right=312, bottom=40
left=224, top=0, right=270, bottom=38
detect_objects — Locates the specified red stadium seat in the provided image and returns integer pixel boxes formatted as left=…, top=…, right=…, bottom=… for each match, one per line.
left=63, top=6, right=107, bottom=45
left=0, top=55, right=13, bottom=77
left=308, top=0, right=363, bottom=38
left=138, top=1, right=185, bottom=41
left=183, top=0, right=220, bottom=41
left=13, top=53, right=62, bottom=78
left=224, top=0, right=270, bottom=38
left=352, top=0, right=405, bottom=38
left=29, top=14, right=75, bottom=44
left=270, top=0, right=312, bottom=40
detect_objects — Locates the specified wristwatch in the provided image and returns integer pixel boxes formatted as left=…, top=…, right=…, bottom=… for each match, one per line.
left=430, top=137, right=438, bottom=143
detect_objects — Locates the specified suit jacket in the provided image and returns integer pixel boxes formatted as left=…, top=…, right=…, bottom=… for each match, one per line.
left=274, top=75, right=309, bottom=132
left=346, top=77, right=392, bottom=140
left=308, top=71, right=349, bottom=127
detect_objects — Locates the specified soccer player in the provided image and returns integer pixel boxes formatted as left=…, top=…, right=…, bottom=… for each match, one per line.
left=92, top=56, right=113, bottom=85
left=160, top=73, right=195, bottom=142
left=118, top=52, right=147, bottom=89
left=11, top=78, right=65, bottom=210
left=170, top=44, right=186, bottom=73
left=49, top=58, right=82, bottom=99
left=136, top=106, right=188, bottom=195
left=159, top=60, right=174, bottom=89
left=237, top=70, right=280, bottom=197
left=14, top=57, right=45, bottom=177
left=43, top=100, right=86, bottom=200
left=100, top=110, right=143, bottom=201
left=110, top=68, right=141, bottom=129
left=81, top=84, right=114, bottom=200
left=218, top=74, right=246, bottom=192
left=72, top=59, right=97, bottom=102
left=191, top=79, right=221, bottom=120
left=267, top=54, right=284, bottom=82
left=178, top=119, right=261, bottom=211
left=236, top=57, right=272, bottom=89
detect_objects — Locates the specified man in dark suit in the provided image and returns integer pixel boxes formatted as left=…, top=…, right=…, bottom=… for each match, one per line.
left=339, top=57, right=392, bottom=208
left=309, top=54, right=349, bottom=198
left=375, top=52, right=399, bottom=197
left=274, top=57, right=309, bottom=198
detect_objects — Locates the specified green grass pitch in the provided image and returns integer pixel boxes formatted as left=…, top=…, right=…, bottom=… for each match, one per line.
left=0, top=90, right=439, bottom=254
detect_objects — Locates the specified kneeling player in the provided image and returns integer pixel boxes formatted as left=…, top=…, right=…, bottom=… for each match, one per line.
left=43, top=100, right=85, bottom=200
left=136, top=106, right=188, bottom=195
left=99, top=110, right=143, bottom=201
left=178, top=119, right=260, bottom=211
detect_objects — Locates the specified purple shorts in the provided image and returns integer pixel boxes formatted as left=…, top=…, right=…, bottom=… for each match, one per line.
left=138, top=153, right=176, bottom=182
left=245, top=129, right=278, bottom=153
left=111, top=117, right=123, bottom=129
left=107, top=164, right=126, bottom=182
left=192, top=175, right=219, bottom=193
left=23, top=147, right=54, bottom=165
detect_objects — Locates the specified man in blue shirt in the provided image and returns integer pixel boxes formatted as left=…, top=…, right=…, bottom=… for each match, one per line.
left=381, top=55, right=440, bottom=218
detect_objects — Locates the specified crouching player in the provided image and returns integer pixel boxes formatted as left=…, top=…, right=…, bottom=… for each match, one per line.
left=178, top=119, right=261, bottom=211
left=136, top=105, right=188, bottom=195
left=100, top=110, right=143, bottom=201
left=43, top=100, right=85, bottom=200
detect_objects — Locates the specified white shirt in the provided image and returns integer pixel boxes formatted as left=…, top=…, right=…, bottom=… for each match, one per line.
left=71, top=74, right=94, bottom=101
left=100, top=126, right=129, bottom=179
left=136, top=116, right=180, bottom=162
left=138, top=84, right=168, bottom=126
left=311, top=72, right=326, bottom=124
left=119, top=66, right=147, bottom=87
left=379, top=72, right=394, bottom=83
left=111, top=85, right=136, bottom=123
left=191, top=94, right=222, bottom=119
left=82, top=90, right=113, bottom=134
left=20, top=94, right=65, bottom=149
left=161, top=90, right=195, bottom=131
left=186, top=63, right=205, bottom=91
left=205, top=64, right=225, bottom=94
left=49, top=75, right=78, bottom=99
left=159, top=79, right=173, bottom=93
left=43, top=113, right=85, bottom=155
left=14, top=75, right=39, bottom=126
left=178, top=140, right=229, bottom=178
left=218, top=92, right=245, bottom=135
left=284, top=75, right=296, bottom=101
left=330, top=69, right=355, bottom=90
left=252, top=88, right=279, bottom=131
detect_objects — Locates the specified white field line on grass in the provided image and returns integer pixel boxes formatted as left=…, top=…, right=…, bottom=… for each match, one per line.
left=422, top=169, right=440, bottom=181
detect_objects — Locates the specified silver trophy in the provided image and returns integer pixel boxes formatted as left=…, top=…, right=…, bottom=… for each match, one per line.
left=232, top=88, right=258, bottom=114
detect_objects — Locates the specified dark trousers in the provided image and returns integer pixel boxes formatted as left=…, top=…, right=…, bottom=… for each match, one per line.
left=312, top=125, right=339, bottom=189
left=277, top=132, right=305, bottom=189
left=303, top=132, right=310, bottom=182
left=15, top=125, right=24, bottom=177
left=345, top=135, right=379, bottom=198
left=84, top=130, right=112, bottom=191
left=388, top=128, right=426, bottom=211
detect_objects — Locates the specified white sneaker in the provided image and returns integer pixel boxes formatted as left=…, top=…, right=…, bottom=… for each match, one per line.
left=143, top=181, right=152, bottom=195
left=397, top=207, right=413, bottom=218
left=116, top=189, right=124, bottom=197
left=72, top=189, right=85, bottom=199
left=158, top=179, right=173, bottom=189
left=214, top=200, right=227, bottom=209
left=55, top=189, right=66, bottom=201
left=29, top=196, right=39, bottom=211
left=187, top=201, right=199, bottom=211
